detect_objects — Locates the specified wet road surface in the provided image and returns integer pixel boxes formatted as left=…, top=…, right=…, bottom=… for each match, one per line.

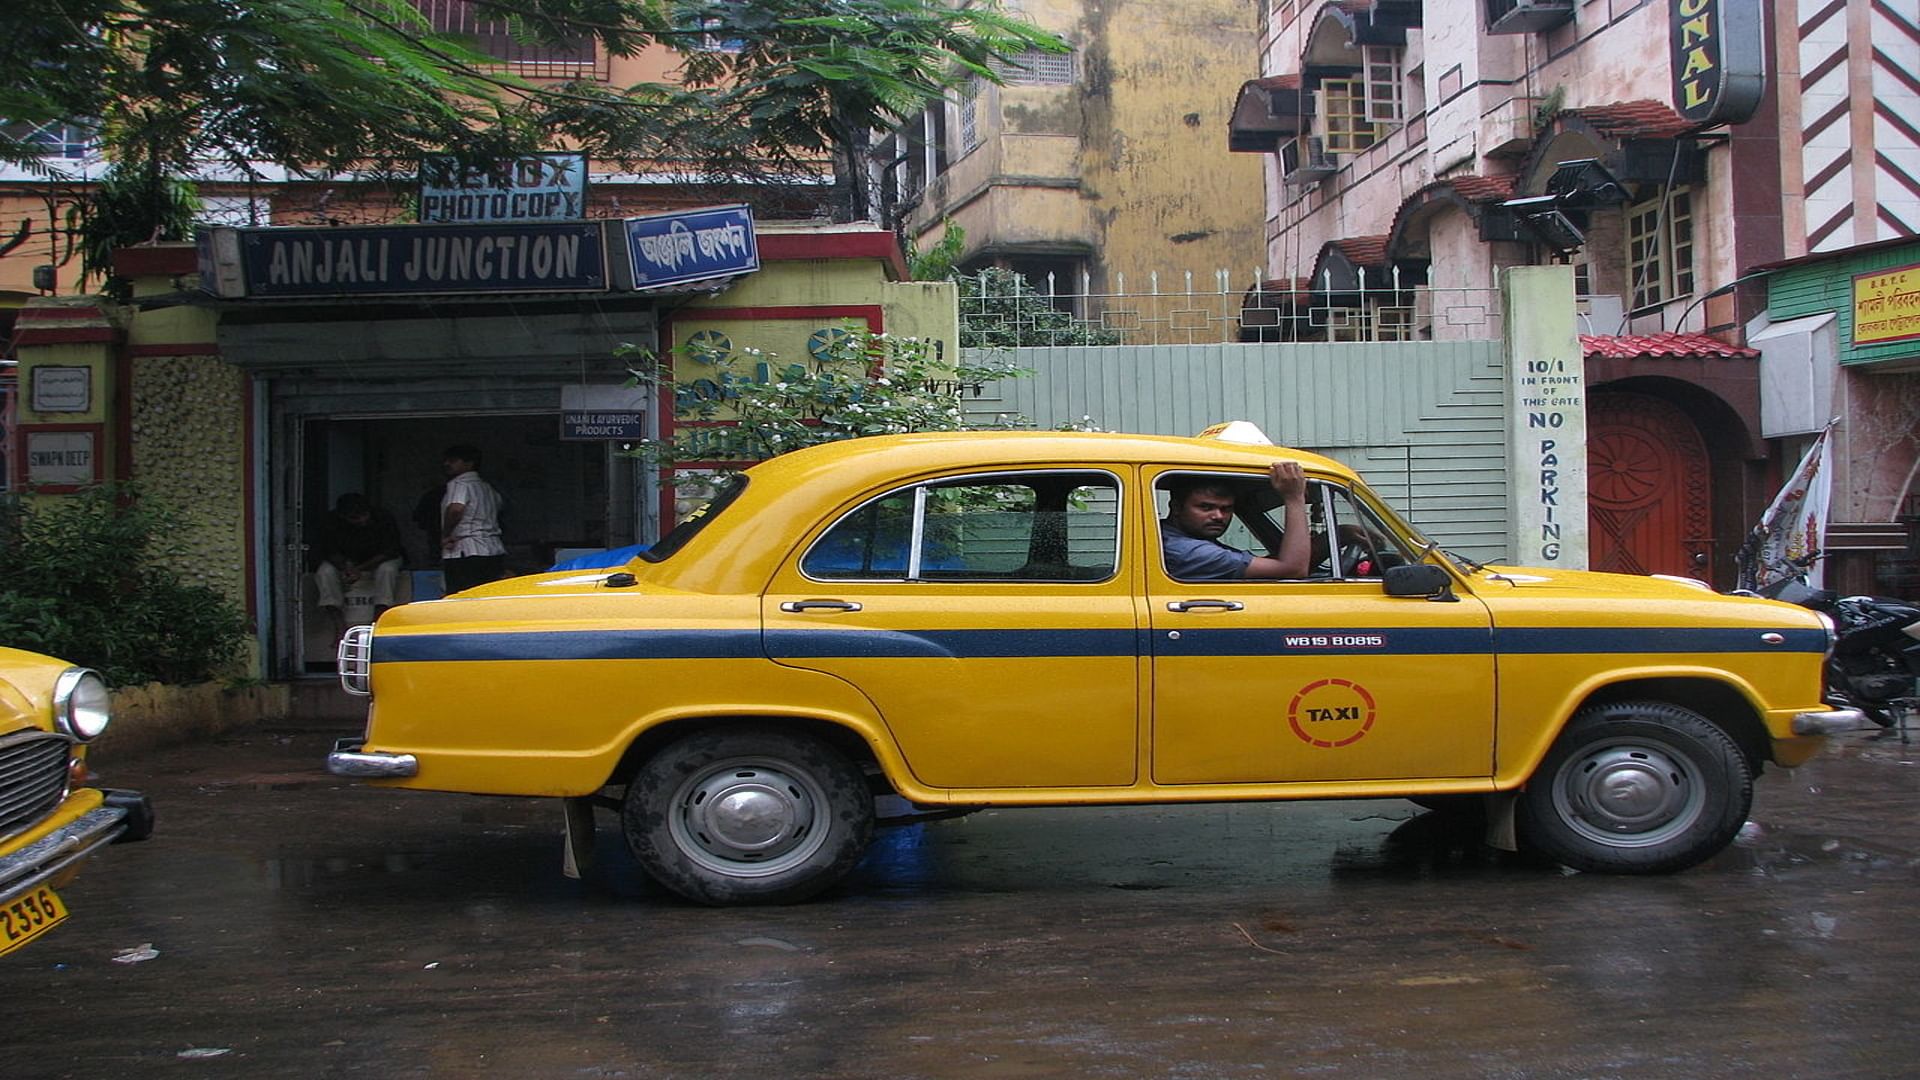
left=5, top=721, right=1919, bottom=1078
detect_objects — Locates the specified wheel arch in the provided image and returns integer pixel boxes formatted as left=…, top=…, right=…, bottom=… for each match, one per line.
left=1500, top=670, right=1775, bottom=786
left=1575, top=676, right=1771, bottom=774
left=602, top=711, right=898, bottom=794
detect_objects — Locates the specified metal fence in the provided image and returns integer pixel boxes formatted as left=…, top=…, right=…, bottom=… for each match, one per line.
left=959, top=268, right=1509, bottom=347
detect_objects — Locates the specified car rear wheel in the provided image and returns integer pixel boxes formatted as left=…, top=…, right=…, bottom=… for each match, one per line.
left=622, top=727, right=874, bottom=905
left=1517, top=701, right=1751, bottom=874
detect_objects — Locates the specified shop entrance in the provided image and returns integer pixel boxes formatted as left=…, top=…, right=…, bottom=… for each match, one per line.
left=280, top=411, right=647, bottom=676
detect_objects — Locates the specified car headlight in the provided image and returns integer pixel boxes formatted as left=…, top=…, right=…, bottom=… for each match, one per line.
left=52, top=667, right=112, bottom=742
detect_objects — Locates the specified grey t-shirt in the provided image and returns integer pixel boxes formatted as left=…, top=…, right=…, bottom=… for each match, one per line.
left=1161, top=519, right=1253, bottom=579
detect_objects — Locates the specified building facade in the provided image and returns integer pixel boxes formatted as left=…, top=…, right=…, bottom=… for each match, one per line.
left=9, top=220, right=955, bottom=680
left=1229, top=0, right=1920, bottom=593
left=887, top=0, right=1268, bottom=297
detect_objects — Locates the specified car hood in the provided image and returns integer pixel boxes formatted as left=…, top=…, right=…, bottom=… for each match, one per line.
left=1472, top=565, right=1724, bottom=597
left=0, top=646, right=71, bottom=736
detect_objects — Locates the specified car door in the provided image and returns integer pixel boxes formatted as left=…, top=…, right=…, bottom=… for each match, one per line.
left=1146, top=465, right=1495, bottom=785
left=762, top=468, right=1141, bottom=790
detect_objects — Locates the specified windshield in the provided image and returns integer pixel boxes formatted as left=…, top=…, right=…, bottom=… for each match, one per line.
left=640, top=474, right=748, bottom=563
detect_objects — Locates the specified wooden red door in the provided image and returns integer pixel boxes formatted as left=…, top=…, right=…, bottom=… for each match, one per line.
left=1587, top=392, right=1713, bottom=578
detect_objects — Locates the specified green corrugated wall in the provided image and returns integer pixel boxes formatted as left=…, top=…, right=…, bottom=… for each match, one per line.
left=963, top=341, right=1513, bottom=560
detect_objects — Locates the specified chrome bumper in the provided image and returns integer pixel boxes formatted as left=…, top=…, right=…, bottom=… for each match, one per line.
left=1791, top=707, right=1872, bottom=735
left=0, top=798, right=141, bottom=906
left=327, top=738, right=418, bottom=778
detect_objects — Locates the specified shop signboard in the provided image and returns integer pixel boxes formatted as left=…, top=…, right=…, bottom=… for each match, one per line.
left=419, top=152, right=589, bottom=223
left=560, top=385, right=648, bottom=441
left=25, top=429, right=95, bottom=487
left=1670, top=0, right=1765, bottom=126
left=1851, top=262, right=1920, bottom=346
left=215, top=222, right=609, bottom=297
left=622, top=206, right=759, bottom=291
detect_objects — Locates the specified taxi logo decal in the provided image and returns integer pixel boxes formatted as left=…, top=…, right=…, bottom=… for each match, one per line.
left=1287, top=678, right=1377, bottom=748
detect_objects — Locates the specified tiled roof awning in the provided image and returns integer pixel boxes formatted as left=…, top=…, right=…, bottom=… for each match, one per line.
left=1310, top=235, right=1394, bottom=294
left=1581, top=332, right=1760, bottom=360
left=1386, top=174, right=1523, bottom=260
left=1563, top=100, right=1698, bottom=140
left=1228, top=75, right=1309, bottom=153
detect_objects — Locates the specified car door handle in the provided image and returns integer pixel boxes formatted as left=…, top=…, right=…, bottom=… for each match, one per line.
left=1167, top=599, right=1244, bottom=612
left=780, top=599, right=864, bottom=613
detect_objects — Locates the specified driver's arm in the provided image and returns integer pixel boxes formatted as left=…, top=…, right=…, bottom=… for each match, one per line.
left=1242, top=461, right=1310, bottom=579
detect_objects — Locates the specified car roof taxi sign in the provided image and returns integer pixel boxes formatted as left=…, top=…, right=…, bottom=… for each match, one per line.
left=1194, top=420, right=1274, bottom=445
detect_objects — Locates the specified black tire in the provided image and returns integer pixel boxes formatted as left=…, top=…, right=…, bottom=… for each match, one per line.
left=622, top=726, right=874, bottom=905
left=1517, top=701, right=1752, bottom=874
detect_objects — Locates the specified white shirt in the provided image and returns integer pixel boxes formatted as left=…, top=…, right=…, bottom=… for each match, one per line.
left=441, top=471, right=507, bottom=558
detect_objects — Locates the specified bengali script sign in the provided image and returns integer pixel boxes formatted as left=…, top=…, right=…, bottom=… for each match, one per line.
left=1852, top=263, right=1920, bottom=346
left=623, top=206, right=759, bottom=290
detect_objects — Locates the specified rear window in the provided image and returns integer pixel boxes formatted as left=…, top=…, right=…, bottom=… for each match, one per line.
left=641, top=475, right=747, bottom=563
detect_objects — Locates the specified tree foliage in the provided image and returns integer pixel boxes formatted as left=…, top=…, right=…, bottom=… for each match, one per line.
left=0, top=487, right=250, bottom=687
left=4, top=1, right=1067, bottom=235
left=622, top=322, right=1025, bottom=473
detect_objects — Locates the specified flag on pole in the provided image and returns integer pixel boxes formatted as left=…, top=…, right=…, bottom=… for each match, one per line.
left=1739, top=423, right=1836, bottom=591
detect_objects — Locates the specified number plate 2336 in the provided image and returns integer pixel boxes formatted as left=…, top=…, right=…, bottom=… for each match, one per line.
left=0, top=886, right=69, bottom=956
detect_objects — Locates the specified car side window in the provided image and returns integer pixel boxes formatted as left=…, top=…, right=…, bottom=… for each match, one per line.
left=1316, top=485, right=1415, bottom=579
left=803, top=472, right=1120, bottom=583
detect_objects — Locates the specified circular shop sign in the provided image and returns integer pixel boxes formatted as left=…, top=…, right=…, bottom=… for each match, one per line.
left=1286, top=678, right=1377, bottom=748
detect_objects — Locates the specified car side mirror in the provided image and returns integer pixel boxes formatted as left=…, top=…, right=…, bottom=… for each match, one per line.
left=1384, top=562, right=1457, bottom=601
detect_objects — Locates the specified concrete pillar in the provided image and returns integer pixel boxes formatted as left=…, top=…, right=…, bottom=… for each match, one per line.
left=1501, top=266, right=1589, bottom=569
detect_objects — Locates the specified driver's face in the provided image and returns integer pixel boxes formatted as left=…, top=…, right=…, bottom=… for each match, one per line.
left=1173, top=491, right=1237, bottom=538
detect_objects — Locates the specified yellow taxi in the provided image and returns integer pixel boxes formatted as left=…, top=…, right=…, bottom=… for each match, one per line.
left=1, top=647, right=153, bottom=954
left=328, top=429, right=1861, bottom=905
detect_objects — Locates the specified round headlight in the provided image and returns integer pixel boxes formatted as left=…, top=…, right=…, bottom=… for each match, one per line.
left=53, top=667, right=112, bottom=742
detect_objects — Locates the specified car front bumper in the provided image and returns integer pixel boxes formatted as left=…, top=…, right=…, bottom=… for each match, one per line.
left=0, top=790, right=150, bottom=907
left=327, top=738, right=419, bottom=778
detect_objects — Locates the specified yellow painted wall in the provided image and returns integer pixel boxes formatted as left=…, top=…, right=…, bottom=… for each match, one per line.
left=912, top=0, right=1265, bottom=290
left=666, top=231, right=959, bottom=423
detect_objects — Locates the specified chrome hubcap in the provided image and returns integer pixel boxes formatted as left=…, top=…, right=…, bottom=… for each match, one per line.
left=670, top=759, right=828, bottom=878
left=1553, top=742, right=1704, bottom=848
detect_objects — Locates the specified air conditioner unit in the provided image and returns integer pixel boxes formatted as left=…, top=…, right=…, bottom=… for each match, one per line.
left=1485, top=0, right=1575, bottom=35
left=1281, top=137, right=1337, bottom=186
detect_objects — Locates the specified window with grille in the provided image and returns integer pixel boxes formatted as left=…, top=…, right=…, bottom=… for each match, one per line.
left=1626, top=187, right=1695, bottom=310
left=959, top=80, right=981, bottom=154
left=5, top=119, right=93, bottom=159
left=1363, top=46, right=1404, bottom=125
left=994, top=49, right=1075, bottom=86
left=1319, top=79, right=1376, bottom=152
left=415, top=0, right=596, bottom=68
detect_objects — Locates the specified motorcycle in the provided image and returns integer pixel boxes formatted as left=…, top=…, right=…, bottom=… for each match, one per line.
left=1740, top=553, right=1920, bottom=729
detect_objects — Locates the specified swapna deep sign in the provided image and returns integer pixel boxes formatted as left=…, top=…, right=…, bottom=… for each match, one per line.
left=623, top=205, right=759, bottom=291
left=1670, top=0, right=1765, bottom=126
left=233, top=223, right=608, bottom=297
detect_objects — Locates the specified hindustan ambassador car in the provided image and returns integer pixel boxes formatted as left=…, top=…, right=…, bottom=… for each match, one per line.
left=328, top=430, right=1861, bottom=905
left=1, top=648, right=153, bottom=953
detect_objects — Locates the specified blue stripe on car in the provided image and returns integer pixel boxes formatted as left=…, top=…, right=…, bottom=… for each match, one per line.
left=371, top=625, right=1825, bottom=663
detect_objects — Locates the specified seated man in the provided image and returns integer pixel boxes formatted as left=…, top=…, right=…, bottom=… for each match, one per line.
left=1161, top=462, right=1311, bottom=580
left=314, top=493, right=405, bottom=636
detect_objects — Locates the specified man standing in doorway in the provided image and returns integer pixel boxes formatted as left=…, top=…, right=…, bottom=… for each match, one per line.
left=440, top=444, right=507, bottom=593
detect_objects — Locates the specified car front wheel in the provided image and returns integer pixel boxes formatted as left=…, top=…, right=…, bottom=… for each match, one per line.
left=622, top=726, right=875, bottom=905
left=1517, top=701, right=1752, bottom=874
